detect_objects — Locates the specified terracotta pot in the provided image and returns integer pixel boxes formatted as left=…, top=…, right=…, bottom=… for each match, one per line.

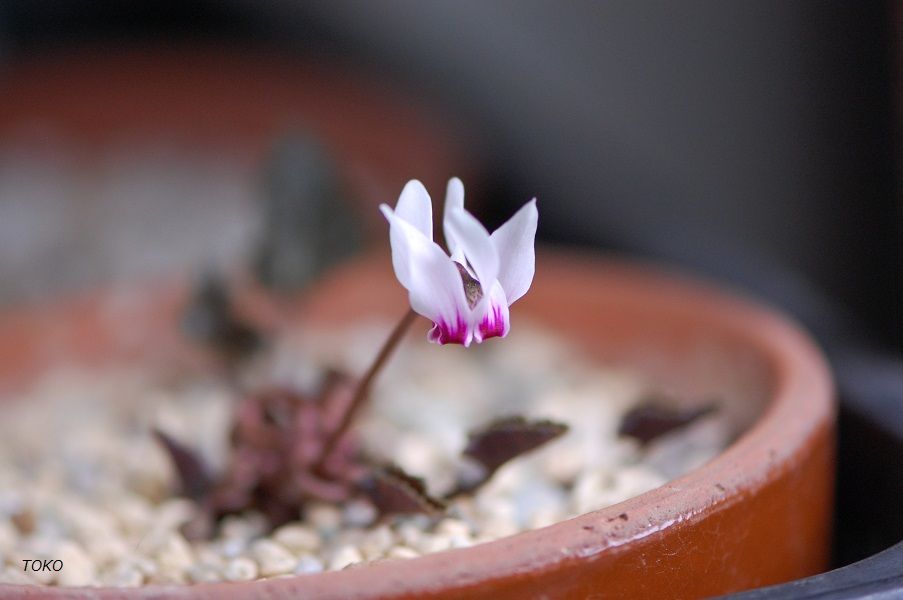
left=0, top=250, right=835, bottom=599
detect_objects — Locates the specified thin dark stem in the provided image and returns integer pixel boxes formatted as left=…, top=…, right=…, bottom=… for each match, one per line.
left=317, top=308, right=418, bottom=468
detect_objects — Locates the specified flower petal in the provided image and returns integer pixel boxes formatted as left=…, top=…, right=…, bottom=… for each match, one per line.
left=380, top=204, right=470, bottom=343
left=444, top=201, right=500, bottom=289
left=443, top=177, right=465, bottom=255
left=395, top=180, right=433, bottom=239
left=490, top=198, right=537, bottom=305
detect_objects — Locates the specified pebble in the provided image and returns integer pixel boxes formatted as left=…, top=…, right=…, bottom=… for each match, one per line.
left=273, top=523, right=321, bottom=553
left=0, top=520, right=16, bottom=550
left=0, top=566, right=34, bottom=585
left=151, top=533, right=194, bottom=583
left=306, top=503, right=342, bottom=535
left=359, top=525, right=394, bottom=560
left=250, top=539, right=295, bottom=577
left=435, top=518, right=471, bottom=539
left=385, top=546, right=420, bottom=560
left=342, top=500, right=377, bottom=528
left=294, top=554, right=324, bottom=575
left=187, top=564, right=221, bottom=583
left=216, top=536, right=246, bottom=559
left=113, top=495, right=153, bottom=537
left=155, top=498, right=195, bottom=530
left=395, top=522, right=425, bottom=549
left=104, top=569, right=144, bottom=587
left=55, top=542, right=96, bottom=587
left=327, top=545, right=363, bottom=570
left=223, top=557, right=258, bottom=582
left=416, top=535, right=451, bottom=554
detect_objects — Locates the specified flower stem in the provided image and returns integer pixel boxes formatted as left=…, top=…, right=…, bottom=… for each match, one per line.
left=317, top=308, right=417, bottom=468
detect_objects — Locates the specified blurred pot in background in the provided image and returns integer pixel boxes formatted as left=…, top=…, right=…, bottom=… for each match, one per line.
left=0, top=44, right=479, bottom=304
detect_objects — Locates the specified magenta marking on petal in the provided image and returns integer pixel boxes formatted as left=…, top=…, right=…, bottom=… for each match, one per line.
left=478, top=304, right=508, bottom=341
left=428, top=313, right=470, bottom=345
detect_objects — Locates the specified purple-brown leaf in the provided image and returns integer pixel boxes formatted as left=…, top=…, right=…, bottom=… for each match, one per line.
left=618, top=401, right=718, bottom=445
left=358, top=465, right=446, bottom=518
left=464, top=416, right=569, bottom=475
left=153, top=429, right=214, bottom=500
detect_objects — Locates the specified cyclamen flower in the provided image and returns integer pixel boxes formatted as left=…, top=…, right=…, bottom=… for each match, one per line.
left=380, top=178, right=538, bottom=346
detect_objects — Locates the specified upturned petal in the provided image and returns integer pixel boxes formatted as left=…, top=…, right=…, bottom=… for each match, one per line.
left=490, top=198, right=537, bottom=305
left=443, top=177, right=465, bottom=257
left=395, top=180, right=433, bottom=239
left=380, top=204, right=471, bottom=344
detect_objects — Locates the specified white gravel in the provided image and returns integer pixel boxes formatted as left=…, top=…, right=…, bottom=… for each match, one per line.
left=0, top=321, right=732, bottom=586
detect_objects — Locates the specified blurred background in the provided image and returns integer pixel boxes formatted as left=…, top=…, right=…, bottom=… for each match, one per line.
left=0, top=0, right=900, bottom=584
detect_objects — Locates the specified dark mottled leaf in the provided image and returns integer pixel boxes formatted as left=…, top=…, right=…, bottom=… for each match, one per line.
left=358, top=465, right=446, bottom=517
left=181, top=271, right=263, bottom=364
left=153, top=429, right=214, bottom=500
left=618, top=401, right=718, bottom=445
left=464, top=416, right=569, bottom=475
left=252, top=134, right=361, bottom=292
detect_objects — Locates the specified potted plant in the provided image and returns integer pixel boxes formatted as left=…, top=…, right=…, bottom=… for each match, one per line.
left=0, top=175, right=834, bottom=598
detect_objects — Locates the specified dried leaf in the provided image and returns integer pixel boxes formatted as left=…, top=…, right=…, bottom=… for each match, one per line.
left=618, top=401, right=718, bottom=445
left=153, top=429, right=214, bottom=500
left=358, top=465, right=446, bottom=518
left=464, top=416, right=569, bottom=475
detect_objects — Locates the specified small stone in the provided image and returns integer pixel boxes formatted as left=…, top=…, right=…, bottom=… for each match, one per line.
left=193, top=543, right=225, bottom=569
left=223, top=557, right=258, bottom=582
left=216, top=536, right=247, bottom=559
left=396, top=521, right=425, bottom=549
left=152, top=532, right=194, bottom=581
left=385, top=546, right=419, bottom=560
left=448, top=534, right=473, bottom=549
left=540, top=444, right=584, bottom=484
left=187, top=564, right=221, bottom=583
left=155, top=498, right=195, bottom=530
left=0, top=520, right=16, bottom=551
left=416, top=534, right=451, bottom=554
left=84, top=533, right=130, bottom=566
left=273, top=523, right=321, bottom=553
left=27, top=562, right=57, bottom=585
left=306, top=503, right=342, bottom=535
left=327, top=545, right=363, bottom=571
left=220, top=513, right=267, bottom=541
left=250, top=539, right=295, bottom=577
left=56, top=542, right=97, bottom=587
left=479, top=516, right=518, bottom=540
left=113, top=495, right=154, bottom=536
left=571, top=468, right=614, bottom=515
left=294, top=554, right=324, bottom=575
left=127, top=555, right=160, bottom=578
left=609, top=466, right=666, bottom=505
left=528, top=506, right=563, bottom=530
left=435, top=519, right=475, bottom=549
left=342, top=500, right=377, bottom=528
left=104, top=566, right=144, bottom=587
left=0, top=566, right=33, bottom=585
left=435, top=518, right=471, bottom=539
left=359, top=525, right=394, bottom=561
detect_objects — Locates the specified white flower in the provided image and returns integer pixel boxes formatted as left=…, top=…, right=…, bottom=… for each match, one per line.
left=380, top=178, right=538, bottom=346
